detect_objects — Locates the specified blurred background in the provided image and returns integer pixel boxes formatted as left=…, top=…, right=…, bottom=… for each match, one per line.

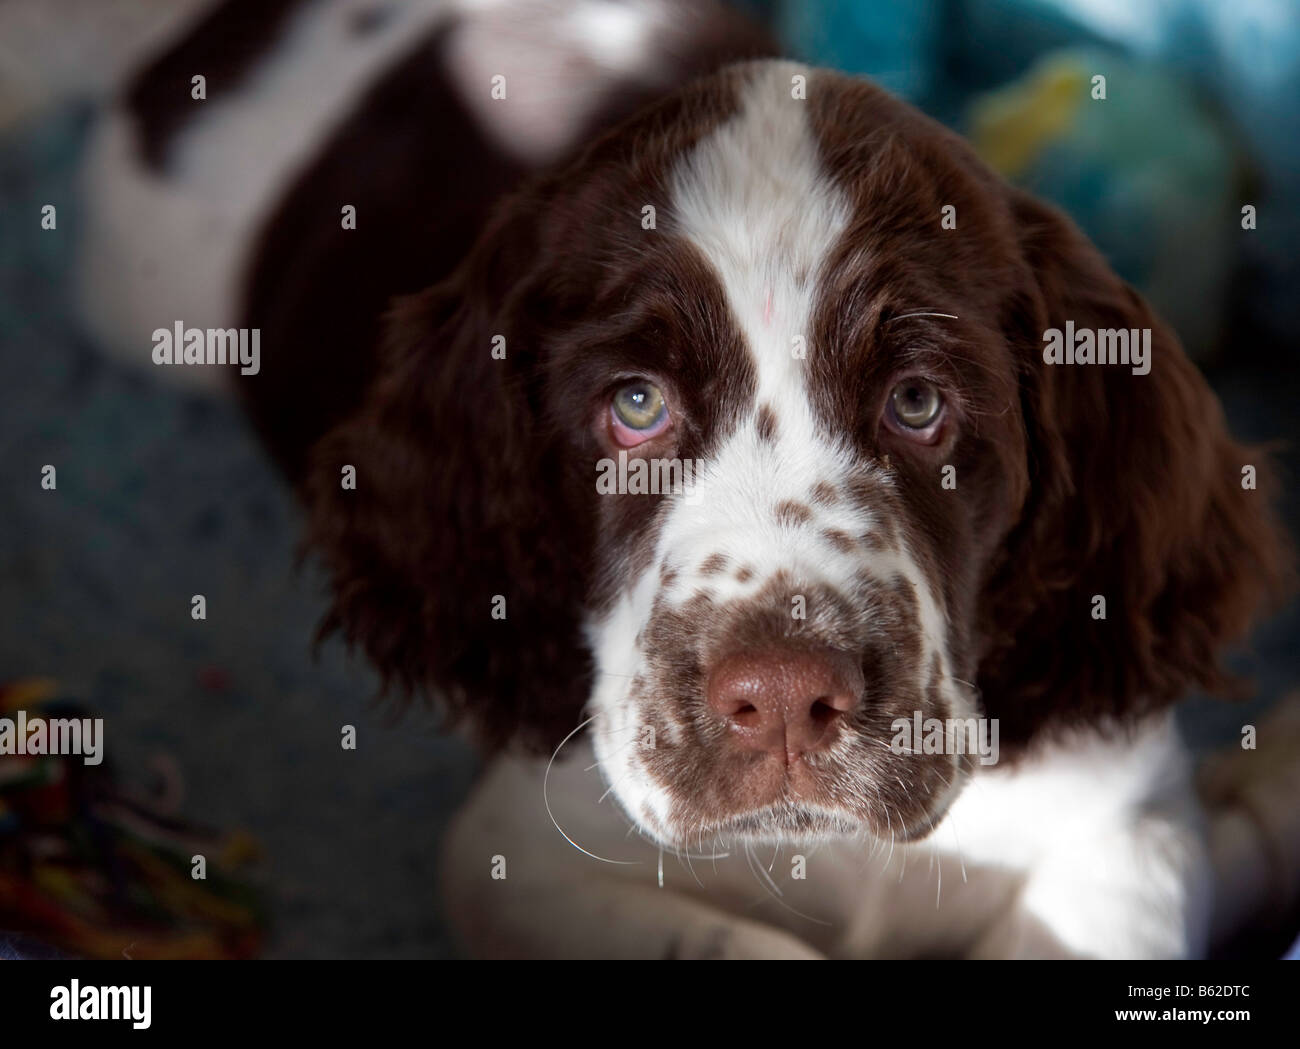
left=1, top=0, right=1297, bottom=958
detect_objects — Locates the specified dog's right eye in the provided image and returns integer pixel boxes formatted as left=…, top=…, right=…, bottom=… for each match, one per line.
left=883, top=376, right=946, bottom=443
left=610, top=381, right=670, bottom=446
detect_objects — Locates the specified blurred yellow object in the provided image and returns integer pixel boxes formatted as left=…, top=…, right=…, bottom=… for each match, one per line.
left=969, top=57, right=1088, bottom=178
left=0, top=677, right=59, bottom=712
left=220, top=828, right=262, bottom=866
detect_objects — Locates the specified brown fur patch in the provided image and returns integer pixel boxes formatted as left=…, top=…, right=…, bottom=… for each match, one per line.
left=773, top=500, right=814, bottom=527
left=822, top=528, right=856, bottom=554
left=699, top=553, right=730, bottom=576
left=809, top=481, right=838, bottom=507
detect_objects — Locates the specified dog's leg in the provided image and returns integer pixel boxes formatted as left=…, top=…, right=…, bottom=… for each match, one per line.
left=442, top=868, right=826, bottom=959
left=439, top=750, right=824, bottom=959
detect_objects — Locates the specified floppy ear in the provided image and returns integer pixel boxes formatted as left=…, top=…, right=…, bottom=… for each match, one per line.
left=979, top=189, right=1293, bottom=748
left=303, top=202, right=594, bottom=753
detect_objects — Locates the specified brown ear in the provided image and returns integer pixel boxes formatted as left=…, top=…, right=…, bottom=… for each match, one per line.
left=979, top=189, right=1293, bottom=749
left=303, top=204, right=593, bottom=753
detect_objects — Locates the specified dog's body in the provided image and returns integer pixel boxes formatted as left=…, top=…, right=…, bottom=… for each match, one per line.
left=77, top=0, right=771, bottom=474
left=80, top=0, right=1294, bottom=958
left=447, top=719, right=1210, bottom=959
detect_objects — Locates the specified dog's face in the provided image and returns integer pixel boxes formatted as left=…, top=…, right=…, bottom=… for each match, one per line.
left=308, top=62, right=1286, bottom=850
left=572, top=64, right=1028, bottom=846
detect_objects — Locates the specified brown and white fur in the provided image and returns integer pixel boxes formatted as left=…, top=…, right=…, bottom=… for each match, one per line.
left=79, top=1, right=1296, bottom=958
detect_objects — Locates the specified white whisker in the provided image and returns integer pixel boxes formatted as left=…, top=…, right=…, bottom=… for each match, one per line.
left=886, top=311, right=958, bottom=323
left=543, top=716, right=641, bottom=866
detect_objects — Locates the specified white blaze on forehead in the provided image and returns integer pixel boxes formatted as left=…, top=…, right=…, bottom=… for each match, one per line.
left=668, top=60, right=851, bottom=423
left=655, top=60, right=867, bottom=584
left=656, top=63, right=959, bottom=698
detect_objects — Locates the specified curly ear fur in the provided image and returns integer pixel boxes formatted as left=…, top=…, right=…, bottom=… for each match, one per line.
left=979, top=189, right=1293, bottom=748
left=303, top=201, right=594, bottom=753
left=300, top=65, right=756, bottom=753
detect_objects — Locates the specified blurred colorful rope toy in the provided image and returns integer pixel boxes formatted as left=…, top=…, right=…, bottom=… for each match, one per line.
left=0, top=678, right=264, bottom=958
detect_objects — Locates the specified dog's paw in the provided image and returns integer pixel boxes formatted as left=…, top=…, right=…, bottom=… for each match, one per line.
left=663, top=920, right=825, bottom=960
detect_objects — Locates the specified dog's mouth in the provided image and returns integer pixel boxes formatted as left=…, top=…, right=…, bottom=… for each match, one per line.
left=686, top=803, right=863, bottom=845
left=640, top=749, right=966, bottom=850
left=659, top=801, right=957, bottom=849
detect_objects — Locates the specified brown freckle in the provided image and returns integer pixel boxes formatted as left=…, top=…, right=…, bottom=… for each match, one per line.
left=660, top=565, right=678, bottom=588
left=774, top=500, right=813, bottom=527
left=860, top=530, right=891, bottom=553
left=810, top=481, right=838, bottom=506
left=755, top=404, right=778, bottom=443
left=699, top=553, right=729, bottom=576
left=735, top=565, right=754, bottom=583
left=822, top=528, right=855, bottom=553
left=844, top=473, right=884, bottom=513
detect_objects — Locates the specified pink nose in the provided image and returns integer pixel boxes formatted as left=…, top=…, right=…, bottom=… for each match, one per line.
left=706, top=647, right=863, bottom=761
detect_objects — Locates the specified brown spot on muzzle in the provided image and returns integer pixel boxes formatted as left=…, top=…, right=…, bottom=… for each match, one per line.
left=809, top=481, right=838, bottom=507
left=774, top=500, right=813, bottom=528
left=822, top=528, right=856, bottom=553
left=698, top=553, right=730, bottom=576
left=629, top=569, right=959, bottom=844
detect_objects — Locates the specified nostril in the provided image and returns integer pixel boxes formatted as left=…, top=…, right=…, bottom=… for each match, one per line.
left=706, top=646, right=863, bottom=756
left=808, top=697, right=844, bottom=726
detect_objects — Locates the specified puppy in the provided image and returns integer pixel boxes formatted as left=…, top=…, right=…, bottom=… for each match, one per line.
left=79, top=1, right=1293, bottom=958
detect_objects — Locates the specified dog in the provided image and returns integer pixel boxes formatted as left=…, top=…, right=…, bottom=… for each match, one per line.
left=79, top=0, right=1295, bottom=958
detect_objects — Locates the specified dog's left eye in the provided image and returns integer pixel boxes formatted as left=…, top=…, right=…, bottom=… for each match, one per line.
left=888, top=378, right=944, bottom=432
left=610, top=381, right=670, bottom=445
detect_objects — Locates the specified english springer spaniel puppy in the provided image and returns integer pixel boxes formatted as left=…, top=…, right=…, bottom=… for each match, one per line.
left=81, top=0, right=1293, bottom=958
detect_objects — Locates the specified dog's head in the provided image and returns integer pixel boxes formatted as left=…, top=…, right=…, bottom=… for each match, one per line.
left=307, top=61, right=1289, bottom=848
